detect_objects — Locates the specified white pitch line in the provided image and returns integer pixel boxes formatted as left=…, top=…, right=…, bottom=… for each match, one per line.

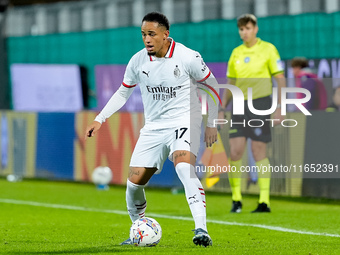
left=1, top=198, right=339, bottom=238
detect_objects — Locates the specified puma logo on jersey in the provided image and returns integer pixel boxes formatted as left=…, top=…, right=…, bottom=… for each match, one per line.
left=188, top=194, right=197, bottom=200
left=142, top=71, right=150, bottom=77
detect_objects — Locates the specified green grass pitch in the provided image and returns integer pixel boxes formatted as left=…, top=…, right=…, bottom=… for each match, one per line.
left=0, top=179, right=339, bottom=254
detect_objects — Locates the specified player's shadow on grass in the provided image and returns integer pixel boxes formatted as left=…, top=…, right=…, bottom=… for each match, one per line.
left=4, top=244, right=158, bottom=254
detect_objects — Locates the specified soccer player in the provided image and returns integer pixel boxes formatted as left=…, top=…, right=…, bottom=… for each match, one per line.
left=219, top=14, right=286, bottom=213
left=85, top=12, right=218, bottom=246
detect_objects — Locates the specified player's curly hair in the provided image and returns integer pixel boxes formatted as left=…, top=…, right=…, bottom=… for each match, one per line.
left=142, top=12, right=170, bottom=30
left=237, top=14, right=257, bottom=27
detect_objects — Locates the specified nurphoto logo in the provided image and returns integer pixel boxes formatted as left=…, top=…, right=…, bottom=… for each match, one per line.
left=200, top=83, right=312, bottom=128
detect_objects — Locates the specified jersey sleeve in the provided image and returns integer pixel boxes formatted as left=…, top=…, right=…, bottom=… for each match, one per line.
left=226, top=50, right=236, bottom=79
left=188, top=51, right=211, bottom=82
left=268, top=45, right=284, bottom=76
left=94, top=85, right=135, bottom=124
left=122, top=55, right=139, bottom=88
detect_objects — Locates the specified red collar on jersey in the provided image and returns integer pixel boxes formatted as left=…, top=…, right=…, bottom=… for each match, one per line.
left=149, top=38, right=175, bottom=61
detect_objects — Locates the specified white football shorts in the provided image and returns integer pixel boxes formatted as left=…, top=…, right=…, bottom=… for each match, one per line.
left=130, top=122, right=201, bottom=174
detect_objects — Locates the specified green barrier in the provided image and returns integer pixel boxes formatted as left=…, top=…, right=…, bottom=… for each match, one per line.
left=7, top=12, right=340, bottom=108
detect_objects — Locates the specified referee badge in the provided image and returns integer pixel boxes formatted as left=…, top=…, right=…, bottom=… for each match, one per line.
left=174, top=65, right=180, bottom=78
left=244, top=57, right=250, bottom=63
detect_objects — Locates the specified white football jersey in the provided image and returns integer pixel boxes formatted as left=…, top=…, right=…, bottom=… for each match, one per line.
left=122, top=38, right=211, bottom=130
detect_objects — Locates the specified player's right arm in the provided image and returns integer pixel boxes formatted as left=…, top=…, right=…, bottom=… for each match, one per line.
left=85, top=55, right=139, bottom=140
left=85, top=84, right=136, bottom=140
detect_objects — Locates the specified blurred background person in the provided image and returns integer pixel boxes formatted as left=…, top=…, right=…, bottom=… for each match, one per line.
left=291, top=57, right=327, bottom=110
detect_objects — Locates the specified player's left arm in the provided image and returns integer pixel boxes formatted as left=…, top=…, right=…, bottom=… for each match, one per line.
left=202, top=73, right=218, bottom=147
left=189, top=52, right=218, bottom=147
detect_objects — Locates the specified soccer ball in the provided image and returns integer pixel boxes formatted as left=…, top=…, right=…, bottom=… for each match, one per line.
left=91, top=166, right=113, bottom=186
left=129, top=217, right=162, bottom=247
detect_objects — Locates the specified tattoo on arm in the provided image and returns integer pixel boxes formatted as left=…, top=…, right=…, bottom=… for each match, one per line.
left=174, top=151, right=187, bottom=161
left=129, top=169, right=140, bottom=178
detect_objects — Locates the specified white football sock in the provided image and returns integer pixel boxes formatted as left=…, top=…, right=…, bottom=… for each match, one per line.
left=126, top=179, right=147, bottom=222
left=175, top=162, right=207, bottom=232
